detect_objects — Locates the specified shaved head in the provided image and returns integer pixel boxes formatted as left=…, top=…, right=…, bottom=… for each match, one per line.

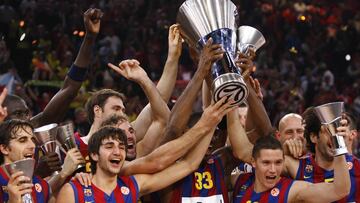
left=277, top=113, right=304, bottom=144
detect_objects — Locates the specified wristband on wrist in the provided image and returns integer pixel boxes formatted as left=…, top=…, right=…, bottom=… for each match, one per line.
left=67, top=64, right=88, bottom=82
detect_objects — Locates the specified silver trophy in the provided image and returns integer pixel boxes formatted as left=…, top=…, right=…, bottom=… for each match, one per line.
left=57, top=122, right=85, bottom=170
left=237, top=25, right=266, bottom=55
left=177, top=0, right=248, bottom=106
left=34, top=123, right=60, bottom=173
left=1, top=159, right=35, bottom=203
left=314, top=102, right=348, bottom=156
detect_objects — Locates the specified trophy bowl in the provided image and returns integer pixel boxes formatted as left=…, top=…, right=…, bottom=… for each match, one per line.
left=177, top=0, right=248, bottom=106
left=34, top=123, right=58, bottom=154
left=314, top=102, right=348, bottom=156
left=237, top=25, right=266, bottom=55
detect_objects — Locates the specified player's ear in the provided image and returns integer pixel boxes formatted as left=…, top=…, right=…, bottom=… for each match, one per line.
left=90, top=152, right=99, bottom=162
left=0, top=144, right=10, bottom=156
left=251, top=157, right=256, bottom=168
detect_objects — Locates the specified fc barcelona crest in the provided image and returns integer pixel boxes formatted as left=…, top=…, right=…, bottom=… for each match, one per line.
left=305, top=165, right=313, bottom=173
left=84, top=188, right=92, bottom=196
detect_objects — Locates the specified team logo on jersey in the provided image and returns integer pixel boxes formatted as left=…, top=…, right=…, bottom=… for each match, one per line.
left=347, top=162, right=353, bottom=170
left=271, top=188, right=280, bottom=197
left=305, top=165, right=313, bottom=173
left=35, top=183, right=42, bottom=192
left=207, top=158, right=214, bottom=164
left=84, top=188, right=92, bottom=196
left=240, top=185, right=248, bottom=191
left=121, top=186, right=130, bottom=195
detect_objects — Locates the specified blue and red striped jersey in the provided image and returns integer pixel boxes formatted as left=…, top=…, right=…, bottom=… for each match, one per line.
left=70, top=176, right=139, bottom=203
left=74, top=132, right=91, bottom=173
left=233, top=173, right=293, bottom=203
left=0, top=167, right=50, bottom=202
left=170, top=156, right=229, bottom=203
left=295, top=154, right=360, bottom=202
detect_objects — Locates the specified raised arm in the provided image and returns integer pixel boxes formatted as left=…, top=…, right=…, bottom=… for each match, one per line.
left=135, top=98, right=236, bottom=196
left=162, top=38, right=224, bottom=144
left=108, top=60, right=170, bottom=155
left=131, top=24, right=182, bottom=142
left=31, top=8, right=102, bottom=128
left=290, top=155, right=350, bottom=202
left=120, top=97, right=233, bottom=176
left=227, top=109, right=253, bottom=163
left=244, top=76, right=273, bottom=143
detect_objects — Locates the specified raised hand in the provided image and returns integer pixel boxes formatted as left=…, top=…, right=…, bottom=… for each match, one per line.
left=0, top=88, right=8, bottom=122
left=197, top=38, right=224, bottom=75
left=61, top=148, right=86, bottom=178
left=198, top=96, right=237, bottom=128
left=83, top=8, right=103, bottom=35
left=249, top=76, right=263, bottom=101
left=108, top=59, right=148, bottom=83
left=235, top=49, right=255, bottom=78
left=168, top=24, right=182, bottom=59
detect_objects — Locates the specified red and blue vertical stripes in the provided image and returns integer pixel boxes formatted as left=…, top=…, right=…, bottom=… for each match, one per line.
left=70, top=175, right=139, bottom=203
left=295, top=154, right=360, bottom=202
left=170, top=156, right=229, bottom=203
left=233, top=173, right=293, bottom=203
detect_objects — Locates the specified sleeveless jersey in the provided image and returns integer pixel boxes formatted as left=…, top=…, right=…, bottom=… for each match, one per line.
left=0, top=167, right=50, bottom=202
left=295, top=154, right=360, bottom=202
left=74, top=132, right=92, bottom=173
left=70, top=176, right=139, bottom=203
left=233, top=173, right=293, bottom=203
left=170, top=156, right=229, bottom=203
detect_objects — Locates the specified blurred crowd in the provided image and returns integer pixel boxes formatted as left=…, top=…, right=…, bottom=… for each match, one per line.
left=0, top=0, right=360, bottom=132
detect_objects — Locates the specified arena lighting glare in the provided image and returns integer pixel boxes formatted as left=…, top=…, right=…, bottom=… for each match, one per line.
left=345, top=54, right=351, bottom=61
left=79, top=31, right=85, bottom=37
left=299, top=15, right=306, bottom=21
left=19, top=33, right=26, bottom=41
left=73, top=30, right=79, bottom=35
left=19, top=20, right=25, bottom=27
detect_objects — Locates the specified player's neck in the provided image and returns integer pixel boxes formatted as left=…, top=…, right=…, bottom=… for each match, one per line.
left=92, top=170, right=118, bottom=195
left=314, top=152, right=334, bottom=170
left=83, top=122, right=101, bottom=144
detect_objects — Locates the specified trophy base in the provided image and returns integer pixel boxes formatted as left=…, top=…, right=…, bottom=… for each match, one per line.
left=333, top=147, right=348, bottom=156
left=212, top=73, right=248, bottom=106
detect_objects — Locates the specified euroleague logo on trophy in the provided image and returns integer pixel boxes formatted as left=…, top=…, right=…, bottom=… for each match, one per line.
left=177, top=0, right=265, bottom=106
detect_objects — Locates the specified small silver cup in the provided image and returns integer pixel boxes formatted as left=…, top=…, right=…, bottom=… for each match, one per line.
left=57, top=122, right=85, bottom=170
left=314, top=102, right=348, bottom=156
left=1, top=159, right=35, bottom=203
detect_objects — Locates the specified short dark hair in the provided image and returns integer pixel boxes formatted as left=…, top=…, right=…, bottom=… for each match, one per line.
left=0, top=119, right=34, bottom=164
left=3, top=94, right=29, bottom=121
left=85, top=89, right=126, bottom=124
left=252, top=135, right=282, bottom=159
left=344, top=112, right=357, bottom=131
left=100, top=114, right=129, bottom=128
left=88, top=126, right=127, bottom=174
left=302, top=107, right=321, bottom=153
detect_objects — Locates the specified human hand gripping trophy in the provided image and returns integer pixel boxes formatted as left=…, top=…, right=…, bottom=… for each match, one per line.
left=177, top=0, right=266, bottom=106
left=34, top=123, right=59, bottom=175
left=1, top=159, right=35, bottom=203
left=56, top=122, right=86, bottom=171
